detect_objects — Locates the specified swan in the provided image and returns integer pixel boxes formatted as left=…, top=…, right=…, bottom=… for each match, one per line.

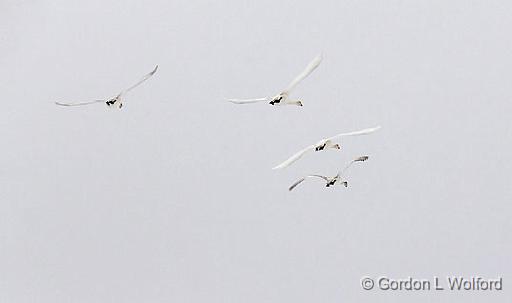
left=273, top=126, right=381, bottom=169
left=288, top=156, right=369, bottom=191
left=226, top=54, right=323, bottom=107
left=55, top=65, right=158, bottom=109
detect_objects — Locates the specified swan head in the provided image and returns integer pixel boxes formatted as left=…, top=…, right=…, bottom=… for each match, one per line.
left=333, top=143, right=341, bottom=150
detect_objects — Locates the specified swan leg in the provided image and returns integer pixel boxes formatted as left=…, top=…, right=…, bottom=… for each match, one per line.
left=326, top=179, right=336, bottom=187
left=315, top=143, right=327, bottom=151
left=269, top=96, right=283, bottom=105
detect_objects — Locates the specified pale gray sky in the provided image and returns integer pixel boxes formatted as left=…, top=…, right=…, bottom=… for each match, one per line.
left=1, top=0, right=511, bottom=302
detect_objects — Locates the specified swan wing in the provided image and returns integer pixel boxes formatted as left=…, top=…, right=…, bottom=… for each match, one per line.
left=272, top=145, right=315, bottom=170
left=288, top=174, right=329, bottom=191
left=226, top=97, right=269, bottom=104
left=336, top=156, right=370, bottom=177
left=55, top=100, right=105, bottom=107
left=283, top=54, right=323, bottom=93
left=118, top=65, right=158, bottom=97
left=327, top=125, right=381, bottom=141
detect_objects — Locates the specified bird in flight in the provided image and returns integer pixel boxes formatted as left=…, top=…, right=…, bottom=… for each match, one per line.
left=226, top=54, right=323, bottom=107
left=55, top=65, right=158, bottom=109
left=288, top=156, right=369, bottom=191
left=273, top=126, right=381, bottom=169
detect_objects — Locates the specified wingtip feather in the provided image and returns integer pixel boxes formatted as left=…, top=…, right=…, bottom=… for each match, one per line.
left=151, top=65, right=159, bottom=74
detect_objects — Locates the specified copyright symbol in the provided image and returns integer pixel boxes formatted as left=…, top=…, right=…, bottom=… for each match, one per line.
left=361, top=277, right=374, bottom=290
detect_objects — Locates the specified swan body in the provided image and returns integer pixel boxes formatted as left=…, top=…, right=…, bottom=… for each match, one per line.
left=288, top=156, right=369, bottom=191
left=55, top=65, right=158, bottom=109
left=273, top=126, right=381, bottom=169
left=227, top=54, right=322, bottom=107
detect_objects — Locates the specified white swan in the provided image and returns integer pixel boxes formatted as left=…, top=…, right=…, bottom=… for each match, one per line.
left=55, top=65, right=158, bottom=109
left=288, top=156, right=369, bottom=191
left=273, top=126, right=381, bottom=169
left=227, top=54, right=323, bottom=107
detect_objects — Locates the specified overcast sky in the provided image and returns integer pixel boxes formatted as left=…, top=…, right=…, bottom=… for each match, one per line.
left=1, top=0, right=511, bottom=302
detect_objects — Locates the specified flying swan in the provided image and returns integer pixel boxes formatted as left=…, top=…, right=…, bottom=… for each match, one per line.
left=226, top=54, right=323, bottom=106
left=273, top=126, right=381, bottom=169
left=288, top=156, right=369, bottom=191
left=55, top=65, right=158, bottom=109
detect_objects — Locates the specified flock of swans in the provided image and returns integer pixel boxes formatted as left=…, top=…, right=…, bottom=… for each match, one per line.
left=55, top=54, right=380, bottom=192
left=225, top=54, right=381, bottom=191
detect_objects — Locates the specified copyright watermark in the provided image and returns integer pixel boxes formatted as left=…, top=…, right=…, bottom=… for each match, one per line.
left=361, top=277, right=375, bottom=290
left=361, top=276, right=503, bottom=291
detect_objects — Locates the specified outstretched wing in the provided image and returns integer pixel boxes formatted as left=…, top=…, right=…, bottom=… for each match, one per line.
left=289, top=174, right=329, bottom=191
left=336, top=156, right=369, bottom=178
left=283, top=53, right=323, bottom=93
left=226, top=97, right=269, bottom=104
left=272, top=145, right=316, bottom=170
left=55, top=100, right=105, bottom=107
left=327, top=126, right=381, bottom=141
left=118, top=65, right=158, bottom=97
